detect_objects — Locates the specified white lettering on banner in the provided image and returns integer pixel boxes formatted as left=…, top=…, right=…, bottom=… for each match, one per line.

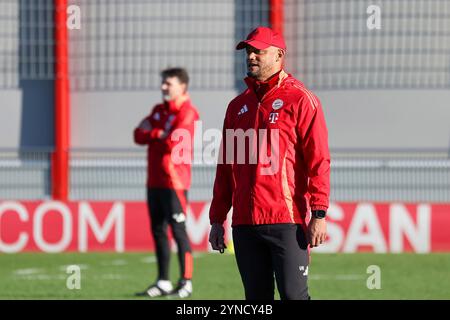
left=343, top=203, right=387, bottom=253
left=0, top=202, right=29, bottom=253
left=313, top=203, right=345, bottom=253
left=390, top=204, right=430, bottom=253
left=78, top=202, right=125, bottom=252
left=0, top=201, right=439, bottom=253
left=186, top=203, right=233, bottom=252
left=34, top=202, right=72, bottom=253
left=186, top=204, right=211, bottom=245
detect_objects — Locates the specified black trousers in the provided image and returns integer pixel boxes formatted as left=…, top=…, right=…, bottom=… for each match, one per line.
left=147, top=188, right=192, bottom=281
left=232, top=223, right=310, bottom=300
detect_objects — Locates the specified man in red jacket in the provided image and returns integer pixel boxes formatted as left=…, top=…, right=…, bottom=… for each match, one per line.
left=209, top=27, right=330, bottom=300
left=134, top=67, right=199, bottom=298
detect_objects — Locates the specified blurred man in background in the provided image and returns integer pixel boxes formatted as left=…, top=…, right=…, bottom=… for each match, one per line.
left=134, top=67, right=199, bottom=298
left=209, top=27, right=330, bottom=300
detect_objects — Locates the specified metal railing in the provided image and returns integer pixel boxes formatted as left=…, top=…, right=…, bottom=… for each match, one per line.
left=0, top=148, right=52, bottom=200
left=5, top=0, right=449, bottom=91
left=284, top=0, right=450, bottom=89
left=330, top=149, right=450, bottom=202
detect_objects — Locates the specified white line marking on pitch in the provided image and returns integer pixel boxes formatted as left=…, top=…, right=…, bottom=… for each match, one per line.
left=141, top=252, right=204, bottom=264
left=13, top=268, right=43, bottom=276
left=140, top=256, right=158, bottom=264
left=309, top=274, right=366, bottom=281
left=101, top=274, right=129, bottom=280
left=58, top=264, right=89, bottom=271
left=100, top=259, right=128, bottom=266
left=14, top=274, right=67, bottom=280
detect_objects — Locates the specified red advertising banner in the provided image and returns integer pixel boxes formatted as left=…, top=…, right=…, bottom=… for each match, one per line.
left=0, top=201, right=449, bottom=253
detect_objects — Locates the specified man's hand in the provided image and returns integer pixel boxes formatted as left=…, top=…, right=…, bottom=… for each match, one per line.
left=158, top=130, right=168, bottom=139
left=307, top=218, right=327, bottom=247
left=209, top=223, right=226, bottom=253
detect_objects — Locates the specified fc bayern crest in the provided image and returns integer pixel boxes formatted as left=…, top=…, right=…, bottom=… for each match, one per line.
left=272, top=99, right=284, bottom=110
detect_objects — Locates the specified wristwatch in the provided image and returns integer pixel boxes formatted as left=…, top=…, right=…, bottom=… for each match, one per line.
left=311, top=210, right=327, bottom=219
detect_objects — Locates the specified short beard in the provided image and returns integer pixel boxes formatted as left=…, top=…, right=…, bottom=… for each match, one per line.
left=247, top=70, right=260, bottom=79
left=247, top=64, right=270, bottom=80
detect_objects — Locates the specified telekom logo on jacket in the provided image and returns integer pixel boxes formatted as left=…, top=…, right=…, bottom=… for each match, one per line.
left=268, top=112, right=279, bottom=124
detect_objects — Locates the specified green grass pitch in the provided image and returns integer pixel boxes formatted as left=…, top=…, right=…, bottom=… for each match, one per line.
left=1, top=252, right=449, bottom=299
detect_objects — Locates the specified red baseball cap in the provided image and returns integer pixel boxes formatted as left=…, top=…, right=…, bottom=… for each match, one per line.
left=236, top=26, right=286, bottom=50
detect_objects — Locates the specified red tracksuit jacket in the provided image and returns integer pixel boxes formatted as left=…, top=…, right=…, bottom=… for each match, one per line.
left=209, top=70, right=330, bottom=227
left=134, top=95, right=199, bottom=190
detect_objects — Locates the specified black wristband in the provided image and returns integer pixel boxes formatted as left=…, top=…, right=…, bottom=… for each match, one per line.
left=312, top=210, right=326, bottom=219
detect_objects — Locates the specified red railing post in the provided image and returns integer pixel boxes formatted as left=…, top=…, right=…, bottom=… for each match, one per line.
left=269, top=0, right=284, bottom=35
left=52, top=0, right=70, bottom=200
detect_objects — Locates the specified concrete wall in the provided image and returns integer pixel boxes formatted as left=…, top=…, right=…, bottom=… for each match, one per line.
left=69, top=88, right=450, bottom=150
left=319, top=90, right=450, bottom=149
left=2, top=82, right=450, bottom=150
left=70, top=90, right=237, bottom=149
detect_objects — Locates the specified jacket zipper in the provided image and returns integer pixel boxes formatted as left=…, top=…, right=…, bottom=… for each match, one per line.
left=249, top=79, right=286, bottom=224
left=250, top=101, right=261, bottom=224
